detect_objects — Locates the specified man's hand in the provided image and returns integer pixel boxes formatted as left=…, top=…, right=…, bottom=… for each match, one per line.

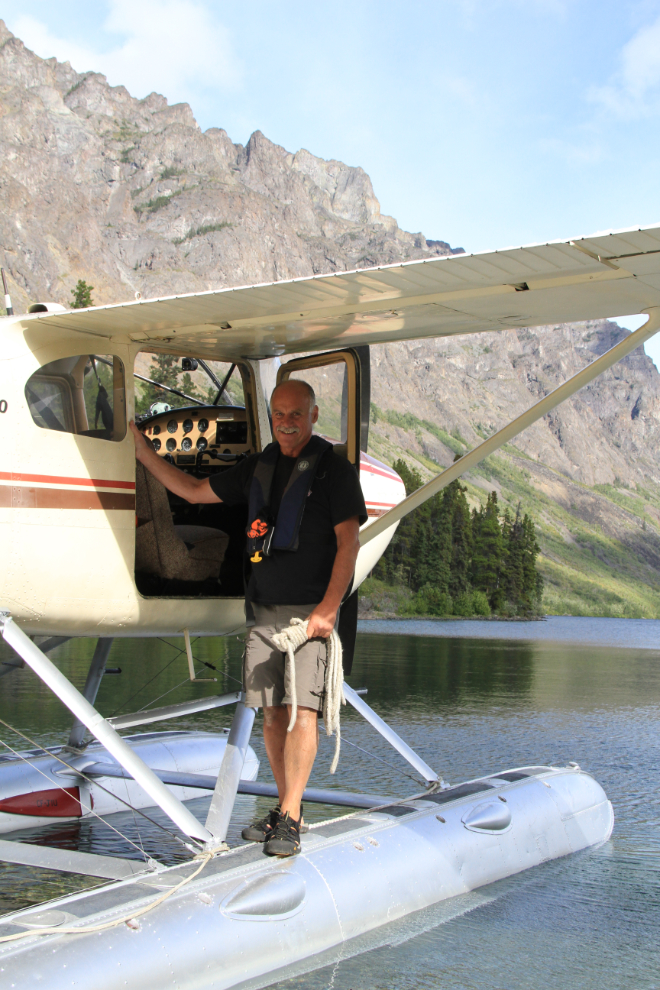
left=306, top=604, right=338, bottom=640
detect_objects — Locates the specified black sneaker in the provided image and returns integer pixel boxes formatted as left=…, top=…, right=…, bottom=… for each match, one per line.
left=264, top=811, right=302, bottom=857
left=241, top=804, right=280, bottom=843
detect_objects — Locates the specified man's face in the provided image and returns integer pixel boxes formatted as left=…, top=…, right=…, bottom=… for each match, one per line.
left=270, top=383, right=318, bottom=457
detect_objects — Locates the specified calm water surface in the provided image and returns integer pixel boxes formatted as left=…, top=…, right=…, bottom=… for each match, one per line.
left=0, top=618, right=659, bottom=989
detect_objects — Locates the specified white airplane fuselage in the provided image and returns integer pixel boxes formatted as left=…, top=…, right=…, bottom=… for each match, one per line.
left=0, top=318, right=405, bottom=637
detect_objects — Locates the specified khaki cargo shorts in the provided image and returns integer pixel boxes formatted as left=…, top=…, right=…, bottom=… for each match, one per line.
left=244, top=603, right=326, bottom=711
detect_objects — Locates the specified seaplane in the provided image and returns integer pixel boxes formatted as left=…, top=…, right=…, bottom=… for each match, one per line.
left=1, top=222, right=660, bottom=988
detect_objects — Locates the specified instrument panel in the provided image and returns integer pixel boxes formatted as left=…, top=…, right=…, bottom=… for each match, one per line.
left=139, top=406, right=251, bottom=469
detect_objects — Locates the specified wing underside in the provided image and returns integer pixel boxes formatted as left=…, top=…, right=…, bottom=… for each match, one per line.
left=18, top=224, right=660, bottom=360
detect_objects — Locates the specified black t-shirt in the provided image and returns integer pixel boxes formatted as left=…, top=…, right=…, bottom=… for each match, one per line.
left=209, top=448, right=367, bottom=605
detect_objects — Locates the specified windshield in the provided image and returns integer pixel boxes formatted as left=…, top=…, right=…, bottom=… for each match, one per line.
left=134, top=353, right=244, bottom=418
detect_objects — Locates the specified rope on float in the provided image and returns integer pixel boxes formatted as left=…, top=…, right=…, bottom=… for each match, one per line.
left=0, top=852, right=213, bottom=943
left=272, top=619, right=345, bottom=774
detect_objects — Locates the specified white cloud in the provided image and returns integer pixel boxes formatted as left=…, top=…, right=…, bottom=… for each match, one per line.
left=13, top=0, right=242, bottom=106
left=589, top=15, right=660, bottom=119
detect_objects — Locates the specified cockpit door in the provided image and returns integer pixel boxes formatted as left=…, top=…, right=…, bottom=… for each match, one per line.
left=275, top=346, right=370, bottom=468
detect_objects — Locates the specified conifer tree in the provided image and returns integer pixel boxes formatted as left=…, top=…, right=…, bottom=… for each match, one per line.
left=70, top=279, right=94, bottom=309
left=446, top=479, right=472, bottom=597
left=372, top=455, right=543, bottom=618
left=521, top=512, right=543, bottom=613
left=470, top=491, right=504, bottom=608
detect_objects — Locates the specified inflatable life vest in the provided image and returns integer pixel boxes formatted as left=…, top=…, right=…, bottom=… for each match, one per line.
left=246, top=436, right=333, bottom=563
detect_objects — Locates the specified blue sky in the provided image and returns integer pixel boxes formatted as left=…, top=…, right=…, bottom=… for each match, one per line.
left=4, top=0, right=660, bottom=360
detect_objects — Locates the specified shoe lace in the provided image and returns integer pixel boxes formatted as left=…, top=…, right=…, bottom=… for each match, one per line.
left=271, top=813, right=300, bottom=841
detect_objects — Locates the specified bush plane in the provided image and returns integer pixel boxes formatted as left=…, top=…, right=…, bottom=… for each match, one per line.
left=1, top=222, right=660, bottom=988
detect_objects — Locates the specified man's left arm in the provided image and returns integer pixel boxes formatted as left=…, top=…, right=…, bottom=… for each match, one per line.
left=306, top=517, right=360, bottom=639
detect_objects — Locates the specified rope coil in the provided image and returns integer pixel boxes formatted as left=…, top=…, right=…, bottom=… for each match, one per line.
left=272, top=619, right=345, bottom=774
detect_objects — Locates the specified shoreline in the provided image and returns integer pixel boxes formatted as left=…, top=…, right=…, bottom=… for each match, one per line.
left=358, top=612, right=546, bottom=622
left=356, top=614, right=660, bottom=649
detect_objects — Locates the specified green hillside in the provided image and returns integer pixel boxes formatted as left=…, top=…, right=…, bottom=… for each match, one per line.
left=365, top=409, right=660, bottom=619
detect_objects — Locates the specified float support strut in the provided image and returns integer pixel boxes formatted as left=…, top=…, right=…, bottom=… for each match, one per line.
left=343, top=683, right=439, bottom=783
left=360, top=309, right=660, bottom=546
left=0, top=612, right=211, bottom=843
left=204, top=700, right=256, bottom=843
left=67, top=638, right=114, bottom=749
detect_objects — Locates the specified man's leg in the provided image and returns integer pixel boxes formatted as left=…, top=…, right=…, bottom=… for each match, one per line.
left=263, top=704, right=319, bottom=822
left=262, top=704, right=289, bottom=804
left=281, top=705, right=319, bottom=822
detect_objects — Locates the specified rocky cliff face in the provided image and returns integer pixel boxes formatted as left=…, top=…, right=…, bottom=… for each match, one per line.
left=3, top=20, right=660, bottom=615
left=0, top=21, right=458, bottom=311
left=369, top=319, right=660, bottom=490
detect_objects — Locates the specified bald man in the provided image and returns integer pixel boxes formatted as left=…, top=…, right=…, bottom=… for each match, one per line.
left=130, top=378, right=366, bottom=856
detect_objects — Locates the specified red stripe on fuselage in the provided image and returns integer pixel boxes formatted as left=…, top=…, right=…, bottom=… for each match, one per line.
left=0, top=471, right=135, bottom=490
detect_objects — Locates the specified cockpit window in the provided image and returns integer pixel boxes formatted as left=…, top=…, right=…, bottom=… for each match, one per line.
left=134, top=352, right=245, bottom=420
left=25, top=354, right=126, bottom=442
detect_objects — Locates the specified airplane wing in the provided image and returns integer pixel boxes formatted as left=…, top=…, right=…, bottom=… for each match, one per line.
left=18, top=223, right=660, bottom=361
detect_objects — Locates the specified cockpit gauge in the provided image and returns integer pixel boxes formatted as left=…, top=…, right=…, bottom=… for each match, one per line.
left=167, top=420, right=178, bottom=434
left=182, top=418, right=194, bottom=434
left=166, top=438, right=176, bottom=452
left=197, top=418, right=209, bottom=433
left=196, top=436, right=208, bottom=451
left=181, top=437, right=193, bottom=451
left=152, top=438, right=162, bottom=452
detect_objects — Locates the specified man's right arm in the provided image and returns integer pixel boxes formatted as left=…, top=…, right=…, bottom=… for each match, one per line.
left=130, top=420, right=221, bottom=504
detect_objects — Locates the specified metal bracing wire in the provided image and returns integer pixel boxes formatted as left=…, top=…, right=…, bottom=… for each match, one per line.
left=0, top=734, right=149, bottom=860
left=109, top=646, right=185, bottom=717
left=341, top=737, right=426, bottom=786
left=0, top=718, right=199, bottom=852
left=110, top=636, right=232, bottom=719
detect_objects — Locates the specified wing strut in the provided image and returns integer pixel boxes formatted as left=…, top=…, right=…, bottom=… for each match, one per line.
left=360, top=309, right=660, bottom=546
left=0, top=612, right=212, bottom=844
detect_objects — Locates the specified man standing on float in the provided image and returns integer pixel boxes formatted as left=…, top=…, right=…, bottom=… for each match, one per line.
left=130, top=379, right=366, bottom=856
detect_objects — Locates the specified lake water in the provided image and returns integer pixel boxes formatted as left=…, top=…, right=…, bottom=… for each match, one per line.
left=0, top=618, right=659, bottom=989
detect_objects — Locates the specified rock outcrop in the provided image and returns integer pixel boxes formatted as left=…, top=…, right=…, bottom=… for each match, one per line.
left=0, top=21, right=459, bottom=312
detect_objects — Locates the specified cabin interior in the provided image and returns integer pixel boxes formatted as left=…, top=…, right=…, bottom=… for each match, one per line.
left=23, top=347, right=367, bottom=602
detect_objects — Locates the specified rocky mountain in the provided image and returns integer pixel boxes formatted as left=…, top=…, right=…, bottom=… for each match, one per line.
left=2, top=20, right=660, bottom=617
left=0, top=20, right=459, bottom=312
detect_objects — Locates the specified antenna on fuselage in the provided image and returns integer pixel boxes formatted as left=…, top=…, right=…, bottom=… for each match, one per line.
left=1, top=269, right=13, bottom=317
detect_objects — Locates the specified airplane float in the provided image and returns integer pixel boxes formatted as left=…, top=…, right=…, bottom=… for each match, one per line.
left=2, top=222, right=660, bottom=987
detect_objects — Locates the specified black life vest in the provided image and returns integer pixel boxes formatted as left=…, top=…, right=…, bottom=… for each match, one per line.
left=246, top=435, right=333, bottom=563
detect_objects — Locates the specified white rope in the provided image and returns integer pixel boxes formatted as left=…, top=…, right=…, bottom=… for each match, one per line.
left=272, top=619, right=345, bottom=774
left=0, top=853, right=213, bottom=943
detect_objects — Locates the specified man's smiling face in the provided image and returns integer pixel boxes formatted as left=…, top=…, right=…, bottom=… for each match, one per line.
left=270, top=380, right=318, bottom=458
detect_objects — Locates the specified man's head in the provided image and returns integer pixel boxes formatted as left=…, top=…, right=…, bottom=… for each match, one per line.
left=270, top=379, right=318, bottom=458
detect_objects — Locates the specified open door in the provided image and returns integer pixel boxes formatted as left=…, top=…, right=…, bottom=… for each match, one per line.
left=276, top=346, right=370, bottom=469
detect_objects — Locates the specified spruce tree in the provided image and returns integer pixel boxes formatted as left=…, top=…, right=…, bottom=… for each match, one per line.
left=501, top=505, right=524, bottom=614
left=446, top=479, right=472, bottom=598
left=470, top=491, right=504, bottom=609
left=70, top=279, right=94, bottom=309
left=521, top=512, right=543, bottom=613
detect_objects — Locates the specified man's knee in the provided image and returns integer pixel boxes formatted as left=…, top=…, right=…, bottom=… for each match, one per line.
left=263, top=705, right=288, bottom=728
left=286, top=705, right=319, bottom=728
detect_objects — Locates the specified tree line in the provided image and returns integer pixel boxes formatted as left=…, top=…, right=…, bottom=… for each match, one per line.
left=374, top=460, right=544, bottom=617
